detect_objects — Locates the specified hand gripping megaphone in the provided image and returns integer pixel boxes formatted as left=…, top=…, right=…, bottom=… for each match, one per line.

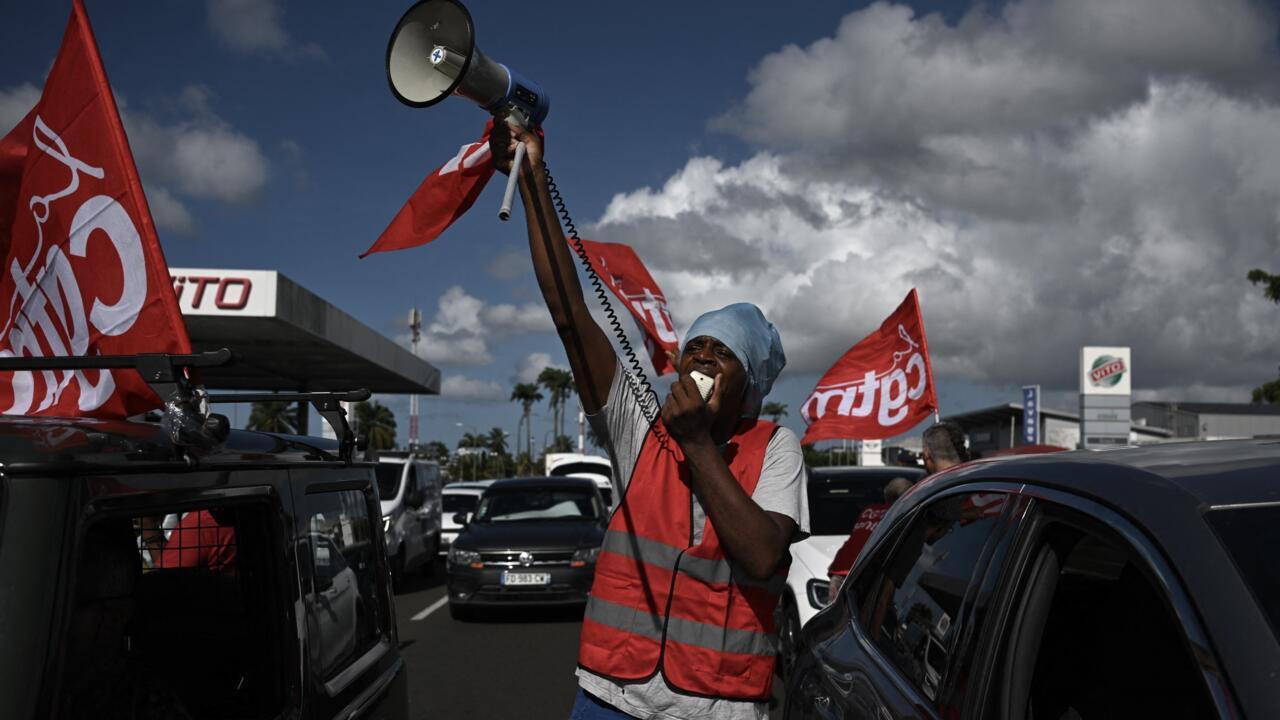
left=386, top=0, right=550, bottom=220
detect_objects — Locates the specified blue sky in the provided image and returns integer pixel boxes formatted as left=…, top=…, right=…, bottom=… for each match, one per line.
left=3, top=0, right=1279, bottom=451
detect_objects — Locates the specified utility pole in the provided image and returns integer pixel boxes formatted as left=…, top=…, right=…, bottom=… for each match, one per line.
left=408, top=307, right=422, bottom=451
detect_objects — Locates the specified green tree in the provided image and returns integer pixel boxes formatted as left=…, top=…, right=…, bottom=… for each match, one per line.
left=354, top=401, right=397, bottom=450
left=487, top=427, right=509, bottom=455
left=1253, top=367, right=1280, bottom=404
left=458, top=432, right=485, bottom=449
left=1248, top=269, right=1280, bottom=303
left=549, top=434, right=574, bottom=453
left=762, top=401, right=788, bottom=424
left=247, top=401, right=298, bottom=434
left=510, top=382, right=544, bottom=458
left=1249, top=270, right=1280, bottom=403
left=538, top=367, right=575, bottom=439
left=421, top=440, right=450, bottom=461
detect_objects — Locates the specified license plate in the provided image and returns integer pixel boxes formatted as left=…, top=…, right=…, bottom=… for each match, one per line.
left=501, top=571, right=550, bottom=586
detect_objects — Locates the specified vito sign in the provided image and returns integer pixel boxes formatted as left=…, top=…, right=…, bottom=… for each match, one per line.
left=170, top=269, right=277, bottom=317
left=1080, top=346, right=1132, bottom=396
left=801, top=289, right=938, bottom=444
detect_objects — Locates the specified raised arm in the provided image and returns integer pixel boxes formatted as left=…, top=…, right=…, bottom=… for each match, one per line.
left=491, top=119, right=615, bottom=413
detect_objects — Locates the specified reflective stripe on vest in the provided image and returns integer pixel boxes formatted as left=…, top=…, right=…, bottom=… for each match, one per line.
left=586, top=595, right=776, bottom=657
left=600, top=529, right=788, bottom=595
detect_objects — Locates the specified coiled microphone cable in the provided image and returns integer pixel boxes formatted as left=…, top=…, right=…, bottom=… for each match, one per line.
left=542, top=163, right=664, bottom=431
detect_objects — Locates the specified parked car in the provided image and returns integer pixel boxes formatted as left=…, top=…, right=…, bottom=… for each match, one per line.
left=0, top=415, right=407, bottom=720
left=446, top=477, right=607, bottom=620
left=786, top=439, right=1280, bottom=720
left=545, top=451, right=615, bottom=508
left=777, top=466, right=926, bottom=678
left=376, top=453, right=443, bottom=587
left=440, top=479, right=496, bottom=554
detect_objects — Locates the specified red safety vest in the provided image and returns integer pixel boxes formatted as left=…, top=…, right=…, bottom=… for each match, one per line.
left=578, top=417, right=787, bottom=701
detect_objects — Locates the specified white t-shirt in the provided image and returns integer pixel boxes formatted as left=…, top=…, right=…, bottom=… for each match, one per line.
left=576, top=364, right=809, bottom=720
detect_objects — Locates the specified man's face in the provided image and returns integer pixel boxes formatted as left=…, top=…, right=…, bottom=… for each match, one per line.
left=680, top=335, right=748, bottom=418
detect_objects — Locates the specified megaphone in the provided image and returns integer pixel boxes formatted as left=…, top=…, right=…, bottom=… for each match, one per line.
left=387, top=0, right=550, bottom=220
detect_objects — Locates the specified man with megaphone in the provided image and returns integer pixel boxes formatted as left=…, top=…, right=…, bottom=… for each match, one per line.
left=492, top=121, right=808, bottom=720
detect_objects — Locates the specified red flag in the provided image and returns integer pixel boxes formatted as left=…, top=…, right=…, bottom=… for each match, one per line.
left=577, top=239, right=678, bottom=375
left=0, top=0, right=191, bottom=418
left=361, top=120, right=495, bottom=257
left=800, top=289, right=938, bottom=444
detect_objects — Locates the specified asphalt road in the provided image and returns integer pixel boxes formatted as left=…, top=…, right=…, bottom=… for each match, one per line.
left=393, top=560, right=786, bottom=720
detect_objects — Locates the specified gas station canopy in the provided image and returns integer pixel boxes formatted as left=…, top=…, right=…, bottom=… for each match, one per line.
left=172, top=268, right=440, bottom=395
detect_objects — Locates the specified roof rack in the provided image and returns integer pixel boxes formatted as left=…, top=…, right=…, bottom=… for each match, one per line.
left=0, top=349, right=372, bottom=463
left=207, top=389, right=371, bottom=462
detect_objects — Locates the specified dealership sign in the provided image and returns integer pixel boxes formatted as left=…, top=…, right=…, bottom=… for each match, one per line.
left=1080, top=346, right=1131, bottom=396
left=170, top=269, right=277, bottom=317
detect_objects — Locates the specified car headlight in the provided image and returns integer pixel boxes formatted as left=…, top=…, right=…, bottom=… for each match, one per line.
left=570, top=547, right=601, bottom=567
left=806, top=578, right=831, bottom=610
left=448, top=547, right=482, bottom=567
left=382, top=515, right=392, bottom=533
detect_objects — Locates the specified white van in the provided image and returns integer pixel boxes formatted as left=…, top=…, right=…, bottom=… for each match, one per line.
left=545, top=452, right=614, bottom=508
left=376, top=453, right=443, bottom=588
left=440, top=479, right=495, bottom=553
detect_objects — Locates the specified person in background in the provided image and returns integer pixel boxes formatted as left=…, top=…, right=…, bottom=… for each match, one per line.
left=826, top=476, right=914, bottom=602
left=921, top=421, right=970, bottom=475
left=140, top=510, right=236, bottom=573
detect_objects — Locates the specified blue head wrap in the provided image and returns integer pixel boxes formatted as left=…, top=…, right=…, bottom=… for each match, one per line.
left=682, top=303, right=786, bottom=418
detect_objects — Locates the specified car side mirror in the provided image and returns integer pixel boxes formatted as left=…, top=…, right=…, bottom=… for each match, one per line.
left=452, top=512, right=470, bottom=526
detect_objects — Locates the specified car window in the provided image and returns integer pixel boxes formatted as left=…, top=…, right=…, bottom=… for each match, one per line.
left=474, top=487, right=600, bottom=522
left=56, top=502, right=285, bottom=719
left=852, top=492, right=1009, bottom=705
left=443, top=493, right=479, bottom=514
left=1207, top=504, right=1280, bottom=642
left=375, top=463, right=402, bottom=501
left=992, top=506, right=1216, bottom=720
left=549, top=461, right=613, bottom=482
left=302, top=490, right=383, bottom=679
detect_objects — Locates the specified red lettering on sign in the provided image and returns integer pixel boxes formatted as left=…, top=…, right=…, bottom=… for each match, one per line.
left=187, top=277, right=218, bottom=308
left=214, top=278, right=252, bottom=310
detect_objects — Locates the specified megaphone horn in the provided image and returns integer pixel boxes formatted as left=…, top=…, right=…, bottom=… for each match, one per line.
left=387, top=0, right=550, bottom=220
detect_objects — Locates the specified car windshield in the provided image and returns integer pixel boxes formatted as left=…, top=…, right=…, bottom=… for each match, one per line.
left=549, top=461, right=612, bottom=482
left=443, top=494, right=478, bottom=514
left=807, top=470, right=919, bottom=536
left=1207, top=504, right=1280, bottom=640
left=474, top=487, right=599, bottom=523
left=375, top=463, right=403, bottom=500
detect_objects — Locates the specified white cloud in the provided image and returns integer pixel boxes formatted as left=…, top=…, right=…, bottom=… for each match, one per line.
left=440, top=375, right=506, bottom=402
left=145, top=186, right=195, bottom=234
left=0, top=83, right=39, bottom=136
left=206, top=0, right=324, bottom=59
left=593, top=0, right=1280, bottom=397
left=125, top=87, right=270, bottom=205
left=409, top=286, right=557, bottom=369
left=487, top=250, right=529, bottom=280
left=516, top=352, right=567, bottom=384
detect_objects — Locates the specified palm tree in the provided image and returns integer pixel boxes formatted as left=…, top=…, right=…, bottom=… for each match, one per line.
left=487, top=427, right=508, bottom=455
left=538, top=367, right=575, bottom=438
left=762, top=401, right=788, bottom=424
left=354, top=401, right=397, bottom=450
left=510, top=382, right=543, bottom=457
left=458, top=432, right=485, bottom=449
left=247, top=400, right=298, bottom=434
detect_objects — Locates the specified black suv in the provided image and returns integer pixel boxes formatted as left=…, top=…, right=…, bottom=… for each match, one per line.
left=0, top=354, right=407, bottom=720
left=446, top=476, right=606, bottom=619
left=786, top=439, right=1280, bottom=719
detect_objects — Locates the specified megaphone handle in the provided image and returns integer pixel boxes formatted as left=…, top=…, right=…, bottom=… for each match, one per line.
left=498, top=141, right=527, bottom=221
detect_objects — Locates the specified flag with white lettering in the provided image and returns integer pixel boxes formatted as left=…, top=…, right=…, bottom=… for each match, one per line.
left=0, top=0, right=191, bottom=418
left=360, top=120, right=495, bottom=257
left=800, top=289, right=938, bottom=443
left=576, top=240, right=677, bottom=375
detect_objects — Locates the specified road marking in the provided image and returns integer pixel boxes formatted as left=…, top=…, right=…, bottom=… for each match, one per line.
left=412, top=595, right=449, bottom=621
